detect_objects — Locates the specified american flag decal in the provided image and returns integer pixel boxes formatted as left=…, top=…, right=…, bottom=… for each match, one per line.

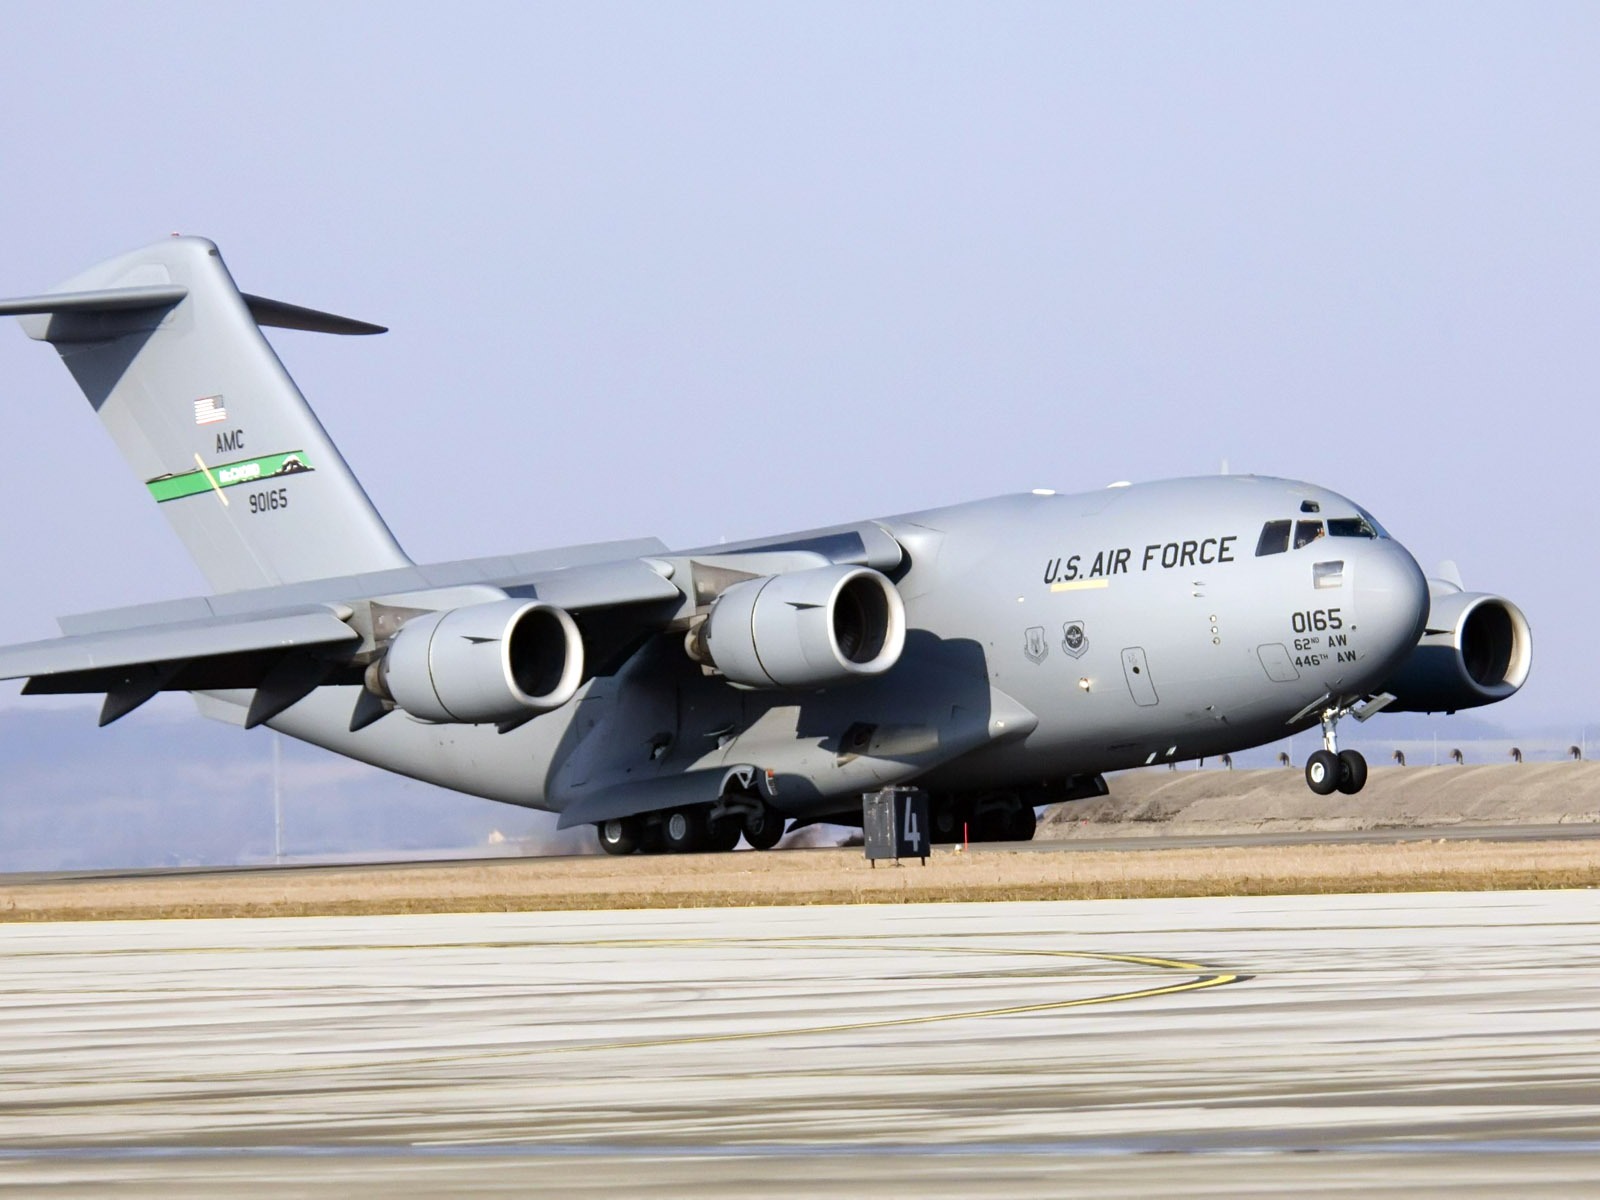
left=193, top=395, right=227, bottom=425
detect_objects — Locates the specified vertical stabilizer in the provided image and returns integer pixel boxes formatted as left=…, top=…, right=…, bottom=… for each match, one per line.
left=3, top=236, right=410, bottom=591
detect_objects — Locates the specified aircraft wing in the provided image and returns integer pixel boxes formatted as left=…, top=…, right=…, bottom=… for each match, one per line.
left=0, top=538, right=685, bottom=724
left=0, top=607, right=359, bottom=681
left=0, top=522, right=904, bottom=727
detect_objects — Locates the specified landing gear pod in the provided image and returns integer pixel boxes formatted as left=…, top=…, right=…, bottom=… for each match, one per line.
left=379, top=599, right=583, bottom=723
left=698, top=565, right=906, bottom=689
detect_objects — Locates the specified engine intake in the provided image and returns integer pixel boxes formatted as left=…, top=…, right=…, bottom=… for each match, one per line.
left=378, top=598, right=584, bottom=723
left=698, top=565, right=906, bottom=689
left=1381, top=587, right=1532, bottom=713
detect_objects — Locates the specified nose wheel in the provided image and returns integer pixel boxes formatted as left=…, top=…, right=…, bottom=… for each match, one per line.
left=1303, top=703, right=1369, bottom=795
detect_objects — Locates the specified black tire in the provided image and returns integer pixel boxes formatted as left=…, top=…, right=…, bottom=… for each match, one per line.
left=1305, top=749, right=1340, bottom=795
left=930, top=795, right=970, bottom=844
left=1007, top=804, right=1038, bottom=841
left=637, top=823, right=667, bottom=855
left=705, top=815, right=741, bottom=853
left=1336, top=749, right=1369, bottom=795
left=971, top=806, right=1009, bottom=843
left=596, top=817, right=639, bottom=856
left=742, top=804, right=786, bottom=851
left=661, top=807, right=707, bottom=853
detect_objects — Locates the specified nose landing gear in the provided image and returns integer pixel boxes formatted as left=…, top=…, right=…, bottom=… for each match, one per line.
left=1303, top=701, right=1370, bottom=796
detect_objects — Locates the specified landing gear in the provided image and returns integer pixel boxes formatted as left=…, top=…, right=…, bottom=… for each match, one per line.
left=928, top=794, right=1038, bottom=843
left=661, top=807, right=707, bottom=853
left=929, top=795, right=970, bottom=844
left=741, top=803, right=786, bottom=850
left=1303, top=701, right=1370, bottom=795
left=704, top=813, right=742, bottom=853
left=1337, top=748, right=1368, bottom=795
left=638, top=823, right=666, bottom=855
left=971, top=806, right=1010, bottom=842
left=596, top=816, right=641, bottom=856
left=596, top=799, right=789, bottom=856
left=1305, top=749, right=1340, bottom=795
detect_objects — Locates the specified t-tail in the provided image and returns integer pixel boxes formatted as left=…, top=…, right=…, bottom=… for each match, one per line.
left=0, top=236, right=410, bottom=591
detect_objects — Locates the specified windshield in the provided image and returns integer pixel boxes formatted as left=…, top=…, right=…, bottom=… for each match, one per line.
left=1293, top=520, right=1325, bottom=549
left=1327, top=516, right=1378, bottom=538
left=1255, top=519, right=1291, bottom=556
left=1258, top=507, right=1388, bottom=556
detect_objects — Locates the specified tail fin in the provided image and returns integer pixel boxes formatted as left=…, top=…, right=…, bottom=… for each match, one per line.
left=0, top=236, right=410, bottom=592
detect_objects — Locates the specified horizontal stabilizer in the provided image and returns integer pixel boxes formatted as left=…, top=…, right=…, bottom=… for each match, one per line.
left=241, top=293, right=386, bottom=336
left=0, top=284, right=189, bottom=317
left=0, top=283, right=382, bottom=336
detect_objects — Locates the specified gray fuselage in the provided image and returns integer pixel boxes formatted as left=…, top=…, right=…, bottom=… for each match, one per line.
left=265, top=473, right=1428, bottom=824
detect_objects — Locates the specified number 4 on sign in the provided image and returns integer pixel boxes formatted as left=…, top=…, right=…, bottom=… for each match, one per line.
left=903, top=804, right=921, bottom=853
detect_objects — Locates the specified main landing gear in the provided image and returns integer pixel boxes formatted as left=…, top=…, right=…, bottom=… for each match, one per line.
left=1303, top=702, right=1368, bottom=796
left=929, top=793, right=1038, bottom=844
left=595, top=800, right=789, bottom=856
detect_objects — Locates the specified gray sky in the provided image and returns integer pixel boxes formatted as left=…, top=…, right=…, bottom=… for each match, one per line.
left=1, top=2, right=1594, bottom=745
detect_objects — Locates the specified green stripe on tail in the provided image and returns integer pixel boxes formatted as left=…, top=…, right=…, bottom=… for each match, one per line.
left=146, top=451, right=314, bottom=503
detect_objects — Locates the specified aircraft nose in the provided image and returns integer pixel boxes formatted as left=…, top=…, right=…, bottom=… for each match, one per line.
left=1356, top=541, right=1429, bottom=672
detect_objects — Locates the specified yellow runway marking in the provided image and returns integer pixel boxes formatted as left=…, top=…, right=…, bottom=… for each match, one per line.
left=553, top=943, right=1241, bottom=1055
left=3, top=937, right=1245, bottom=1083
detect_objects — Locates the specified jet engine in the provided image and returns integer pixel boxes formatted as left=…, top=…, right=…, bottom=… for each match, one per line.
left=694, top=565, right=906, bottom=689
left=376, top=598, right=584, bottom=723
left=1380, top=584, right=1532, bottom=713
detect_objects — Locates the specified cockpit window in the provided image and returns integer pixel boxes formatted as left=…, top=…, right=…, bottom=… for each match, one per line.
left=1356, top=505, right=1391, bottom=539
left=1255, top=520, right=1291, bottom=556
left=1299, top=500, right=1321, bottom=513
left=1327, top=516, right=1378, bottom=539
left=1293, top=520, right=1325, bottom=549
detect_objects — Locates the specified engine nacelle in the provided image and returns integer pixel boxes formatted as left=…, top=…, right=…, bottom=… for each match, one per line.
left=378, top=598, right=584, bottom=723
left=698, top=565, right=906, bottom=689
left=1380, top=585, right=1532, bottom=713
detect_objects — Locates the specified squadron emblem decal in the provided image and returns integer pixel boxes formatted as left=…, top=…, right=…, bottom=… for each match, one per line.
left=1062, top=620, right=1089, bottom=659
left=1023, top=626, right=1049, bottom=665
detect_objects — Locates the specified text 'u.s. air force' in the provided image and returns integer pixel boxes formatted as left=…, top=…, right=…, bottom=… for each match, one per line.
left=1044, top=536, right=1238, bottom=585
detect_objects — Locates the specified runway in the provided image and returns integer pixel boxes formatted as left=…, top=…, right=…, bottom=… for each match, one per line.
left=2, top=891, right=1598, bottom=1196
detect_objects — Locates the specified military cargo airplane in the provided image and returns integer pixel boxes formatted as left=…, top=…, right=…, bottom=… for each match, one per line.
left=0, top=237, right=1533, bottom=853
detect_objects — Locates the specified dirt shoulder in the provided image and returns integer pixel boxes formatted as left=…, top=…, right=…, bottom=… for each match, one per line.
left=7, top=762, right=1598, bottom=923
left=1042, top=761, right=1600, bottom=838
left=4, top=838, right=1597, bottom=922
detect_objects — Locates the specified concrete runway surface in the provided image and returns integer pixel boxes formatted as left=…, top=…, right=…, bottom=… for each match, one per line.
left=2, top=892, right=1598, bottom=1197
